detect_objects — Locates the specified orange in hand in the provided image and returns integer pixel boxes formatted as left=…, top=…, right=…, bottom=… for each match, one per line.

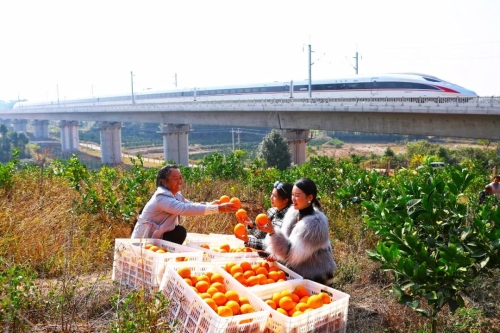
left=229, top=197, right=241, bottom=209
left=235, top=209, right=248, bottom=221
left=255, top=213, right=269, bottom=226
left=219, top=195, right=230, bottom=203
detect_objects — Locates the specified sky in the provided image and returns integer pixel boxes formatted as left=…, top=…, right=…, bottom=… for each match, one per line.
left=1, top=0, right=499, bottom=102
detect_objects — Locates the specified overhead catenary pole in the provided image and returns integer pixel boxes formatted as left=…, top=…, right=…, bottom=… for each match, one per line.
left=308, top=44, right=312, bottom=99
left=231, top=128, right=235, bottom=151
left=57, top=84, right=60, bottom=107
left=131, top=71, right=135, bottom=104
left=354, top=51, right=359, bottom=74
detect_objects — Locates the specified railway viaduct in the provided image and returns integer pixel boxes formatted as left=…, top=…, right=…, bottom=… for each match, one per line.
left=2, top=96, right=500, bottom=165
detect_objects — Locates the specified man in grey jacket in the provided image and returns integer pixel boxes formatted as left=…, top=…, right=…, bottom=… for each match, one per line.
left=131, top=165, right=238, bottom=244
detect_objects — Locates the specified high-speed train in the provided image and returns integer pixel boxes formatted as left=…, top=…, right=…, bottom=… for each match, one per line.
left=13, top=73, right=477, bottom=109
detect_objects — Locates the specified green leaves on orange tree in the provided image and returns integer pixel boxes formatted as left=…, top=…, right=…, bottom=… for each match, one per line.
left=364, top=167, right=500, bottom=333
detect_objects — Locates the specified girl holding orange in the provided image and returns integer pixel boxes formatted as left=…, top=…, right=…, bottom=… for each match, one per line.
left=236, top=181, right=293, bottom=250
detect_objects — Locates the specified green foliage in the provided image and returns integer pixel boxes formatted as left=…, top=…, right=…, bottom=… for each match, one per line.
left=363, top=167, right=500, bottom=332
left=258, top=129, right=291, bottom=170
left=110, top=290, right=176, bottom=333
left=196, top=151, right=247, bottom=181
left=329, top=138, right=344, bottom=148
left=0, top=149, right=20, bottom=190
left=0, top=124, right=31, bottom=162
left=0, top=259, right=39, bottom=332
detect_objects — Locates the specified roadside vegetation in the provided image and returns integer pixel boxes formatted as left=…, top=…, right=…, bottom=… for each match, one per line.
left=1, top=139, right=500, bottom=332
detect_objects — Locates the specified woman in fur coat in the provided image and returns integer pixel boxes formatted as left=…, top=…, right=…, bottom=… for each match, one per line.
left=260, top=178, right=337, bottom=286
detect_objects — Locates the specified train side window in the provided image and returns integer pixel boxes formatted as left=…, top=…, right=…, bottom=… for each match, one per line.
left=237, top=89, right=244, bottom=93
left=244, top=88, right=251, bottom=93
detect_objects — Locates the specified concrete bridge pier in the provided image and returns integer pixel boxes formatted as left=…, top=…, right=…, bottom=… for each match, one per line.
left=282, top=129, right=311, bottom=165
left=59, top=120, right=79, bottom=152
left=99, top=121, right=122, bottom=165
left=159, top=124, right=190, bottom=166
left=12, top=119, right=28, bottom=133
left=33, top=120, right=50, bottom=139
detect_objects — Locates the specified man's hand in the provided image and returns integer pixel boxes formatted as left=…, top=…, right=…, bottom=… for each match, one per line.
left=218, top=202, right=239, bottom=213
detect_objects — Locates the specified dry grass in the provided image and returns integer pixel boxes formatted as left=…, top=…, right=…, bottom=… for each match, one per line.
left=1, top=174, right=499, bottom=333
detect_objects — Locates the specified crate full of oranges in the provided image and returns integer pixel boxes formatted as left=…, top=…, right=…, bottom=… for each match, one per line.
left=251, top=279, right=350, bottom=333
left=160, top=262, right=270, bottom=333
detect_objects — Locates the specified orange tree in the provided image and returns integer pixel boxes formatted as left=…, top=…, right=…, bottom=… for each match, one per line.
left=363, top=166, right=500, bottom=333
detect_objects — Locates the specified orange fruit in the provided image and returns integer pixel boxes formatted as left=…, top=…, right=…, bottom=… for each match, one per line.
left=277, top=270, right=287, bottom=280
left=295, top=302, right=309, bottom=312
left=239, top=296, right=250, bottom=305
left=177, top=266, right=191, bottom=279
left=255, top=266, right=268, bottom=276
left=211, top=282, right=226, bottom=293
left=265, top=299, right=277, bottom=309
left=149, top=245, right=159, bottom=252
left=206, top=286, right=219, bottom=297
left=276, top=308, right=288, bottom=315
left=195, top=280, right=210, bottom=293
left=200, top=243, right=210, bottom=249
left=230, top=264, right=243, bottom=276
left=240, top=304, right=255, bottom=314
left=234, top=223, right=248, bottom=238
left=205, top=298, right=218, bottom=312
left=243, top=270, right=256, bottom=279
left=144, top=243, right=154, bottom=249
left=279, top=296, right=294, bottom=311
left=220, top=244, right=230, bottom=252
left=217, top=305, right=233, bottom=317
left=256, top=273, right=267, bottom=285
left=225, top=290, right=240, bottom=303
left=183, top=278, right=193, bottom=286
left=199, top=292, right=211, bottom=299
left=225, top=300, right=240, bottom=315
left=234, top=274, right=247, bottom=286
left=190, top=276, right=198, bottom=286
left=268, top=271, right=280, bottom=282
left=246, top=276, right=259, bottom=287
left=212, top=292, right=227, bottom=306
left=229, top=197, right=241, bottom=209
left=294, top=285, right=310, bottom=298
left=219, top=195, right=230, bottom=203
left=306, top=294, right=324, bottom=309
left=299, top=296, right=310, bottom=304
left=266, top=278, right=275, bottom=284
left=255, top=213, right=269, bottom=226
left=235, top=208, right=248, bottom=220
left=319, top=292, right=331, bottom=304
left=156, top=249, right=167, bottom=253
left=292, top=310, right=303, bottom=317
left=290, top=293, right=300, bottom=303
left=271, top=292, right=282, bottom=304
left=240, top=261, right=252, bottom=272
left=210, top=273, right=225, bottom=284
left=197, top=274, right=210, bottom=283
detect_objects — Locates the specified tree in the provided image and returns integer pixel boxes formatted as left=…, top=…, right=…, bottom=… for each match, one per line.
left=258, top=130, right=291, bottom=170
left=364, top=167, right=500, bottom=333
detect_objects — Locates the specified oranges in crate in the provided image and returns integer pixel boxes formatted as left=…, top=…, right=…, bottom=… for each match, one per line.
left=222, top=260, right=288, bottom=287
left=265, top=286, right=333, bottom=317
left=204, top=243, right=254, bottom=253
left=175, top=266, right=256, bottom=318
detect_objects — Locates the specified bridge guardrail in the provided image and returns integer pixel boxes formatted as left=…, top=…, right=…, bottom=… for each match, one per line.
left=11, top=96, right=500, bottom=111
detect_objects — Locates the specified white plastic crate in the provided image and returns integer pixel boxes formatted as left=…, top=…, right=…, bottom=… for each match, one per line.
left=112, top=238, right=204, bottom=291
left=187, top=240, right=260, bottom=261
left=211, top=257, right=303, bottom=291
left=159, top=262, right=270, bottom=333
left=184, top=232, right=227, bottom=245
left=251, top=279, right=350, bottom=333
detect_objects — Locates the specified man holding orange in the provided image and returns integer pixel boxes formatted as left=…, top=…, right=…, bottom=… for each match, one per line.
left=131, top=164, right=238, bottom=244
